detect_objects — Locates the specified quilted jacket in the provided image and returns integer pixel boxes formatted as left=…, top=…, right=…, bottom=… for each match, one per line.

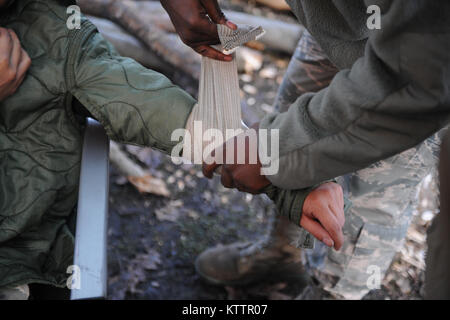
left=0, top=0, right=195, bottom=288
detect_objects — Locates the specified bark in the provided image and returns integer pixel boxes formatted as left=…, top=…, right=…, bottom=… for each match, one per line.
left=255, top=0, right=291, bottom=11
left=78, top=0, right=201, bottom=79
left=87, top=15, right=173, bottom=73
left=78, top=0, right=304, bottom=54
left=110, top=141, right=170, bottom=197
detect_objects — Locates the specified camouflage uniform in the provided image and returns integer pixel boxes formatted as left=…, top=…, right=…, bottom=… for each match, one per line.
left=0, top=285, right=29, bottom=300
left=273, top=30, right=443, bottom=299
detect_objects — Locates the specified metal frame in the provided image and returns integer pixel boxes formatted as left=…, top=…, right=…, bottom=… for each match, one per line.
left=71, top=118, right=109, bottom=300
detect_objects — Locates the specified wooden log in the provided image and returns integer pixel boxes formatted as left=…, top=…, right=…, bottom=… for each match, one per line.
left=78, top=0, right=201, bottom=79
left=87, top=15, right=173, bottom=73
left=110, top=141, right=170, bottom=197
left=78, top=0, right=303, bottom=54
left=83, top=4, right=263, bottom=78
left=255, top=0, right=291, bottom=11
left=129, top=1, right=304, bottom=54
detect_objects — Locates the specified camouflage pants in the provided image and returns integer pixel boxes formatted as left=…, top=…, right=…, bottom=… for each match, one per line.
left=273, top=30, right=442, bottom=299
left=0, top=284, right=29, bottom=300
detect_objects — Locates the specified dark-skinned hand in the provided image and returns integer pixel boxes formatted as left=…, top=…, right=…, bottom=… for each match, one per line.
left=202, top=126, right=271, bottom=194
left=203, top=127, right=345, bottom=250
left=160, top=0, right=237, bottom=61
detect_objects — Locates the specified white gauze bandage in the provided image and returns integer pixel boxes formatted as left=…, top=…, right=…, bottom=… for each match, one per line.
left=183, top=24, right=265, bottom=163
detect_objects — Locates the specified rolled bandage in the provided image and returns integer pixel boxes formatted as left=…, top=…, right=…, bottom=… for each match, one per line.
left=183, top=24, right=265, bottom=163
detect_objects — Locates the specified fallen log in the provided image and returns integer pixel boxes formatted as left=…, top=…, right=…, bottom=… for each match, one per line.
left=87, top=15, right=173, bottom=73
left=79, top=0, right=304, bottom=54
left=110, top=141, right=170, bottom=197
left=86, top=14, right=263, bottom=78
left=78, top=0, right=201, bottom=79
left=255, top=0, right=291, bottom=11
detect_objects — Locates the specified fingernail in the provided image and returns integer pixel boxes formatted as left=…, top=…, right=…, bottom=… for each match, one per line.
left=226, top=21, right=237, bottom=29
left=323, top=238, right=334, bottom=247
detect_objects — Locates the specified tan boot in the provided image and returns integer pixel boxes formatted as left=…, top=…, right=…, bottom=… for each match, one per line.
left=195, top=216, right=308, bottom=286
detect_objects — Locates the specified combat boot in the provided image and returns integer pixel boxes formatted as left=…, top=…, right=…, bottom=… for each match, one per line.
left=195, top=216, right=308, bottom=286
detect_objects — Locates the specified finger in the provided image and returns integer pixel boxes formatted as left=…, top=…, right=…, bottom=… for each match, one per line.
left=220, top=166, right=235, bottom=189
left=8, top=29, right=22, bottom=69
left=313, top=208, right=344, bottom=250
left=329, top=204, right=345, bottom=228
left=200, top=0, right=226, bottom=24
left=203, top=162, right=221, bottom=179
left=225, top=20, right=237, bottom=30
left=203, top=150, right=222, bottom=179
left=234, top=181, right=260, bottom=195
left=0, top=28, right=13, bottom=60
left=334, top=184, right=345, bottom=211
left=300, top=216, right=335, bottom=248
left=194, top=44, right=233, bottom=61
left=233, top=168, right=266, bottom=195
left=200, top=0, right=237, bottom=31
left=15, top=49, right=31, bottom=81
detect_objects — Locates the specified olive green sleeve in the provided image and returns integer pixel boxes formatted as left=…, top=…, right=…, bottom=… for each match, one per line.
left=263, top=182, right=352, bottom=249
left=263, top=185, right=314, bottom=227
left=66, top=23, right=196, bottom=155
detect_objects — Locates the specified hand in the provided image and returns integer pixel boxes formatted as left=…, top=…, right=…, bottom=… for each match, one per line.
left=0, top=28, right=31, bottom=102
left=203, top=126, right=271, bottom=194
left=301, top=182, right=345, bottom=250
left=160, top=0, right=237, bottom=61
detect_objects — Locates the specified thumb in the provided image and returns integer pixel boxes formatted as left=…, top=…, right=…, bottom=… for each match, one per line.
left=300, top=216, right=335, bottom=249
left=200, top=0, right=237, bottom=29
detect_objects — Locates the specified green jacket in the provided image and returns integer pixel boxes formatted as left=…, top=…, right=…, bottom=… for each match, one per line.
left=260, top=0, right=450, bottom=189
left=0, top=0, right=195, bottom=288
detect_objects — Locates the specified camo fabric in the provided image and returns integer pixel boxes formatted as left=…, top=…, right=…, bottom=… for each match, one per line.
left=273, top=30, right=443, bottom=299
left=0, top=285, right=29, bottom=300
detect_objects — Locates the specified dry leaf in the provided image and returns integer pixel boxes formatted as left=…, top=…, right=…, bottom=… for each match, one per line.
left=126, top=250, right=161, bottom=294
left=125, top=145, right=153, bottom=165
left=128, top=174, right=170, bottom=197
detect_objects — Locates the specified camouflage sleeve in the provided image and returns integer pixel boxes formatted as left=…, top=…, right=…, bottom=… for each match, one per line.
left=66, top=22, right=196, bottom=155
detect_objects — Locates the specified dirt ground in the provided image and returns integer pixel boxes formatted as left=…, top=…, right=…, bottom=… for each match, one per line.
left=107, top=149, right=437, bottom=300
left=106, top=0, right=438, bottom=300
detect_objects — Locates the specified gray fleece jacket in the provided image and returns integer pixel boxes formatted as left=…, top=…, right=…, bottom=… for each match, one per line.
left=260, top=0, right=450, bottom=189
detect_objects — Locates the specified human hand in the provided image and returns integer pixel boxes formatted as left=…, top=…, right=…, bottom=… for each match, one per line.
left=0, top=28, right=31, bottom=102
left=202, top=126, right=271, bottom=194
left=301, top=182, right=345, bottom=250
left=160, top=0, right=237, bottom=61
